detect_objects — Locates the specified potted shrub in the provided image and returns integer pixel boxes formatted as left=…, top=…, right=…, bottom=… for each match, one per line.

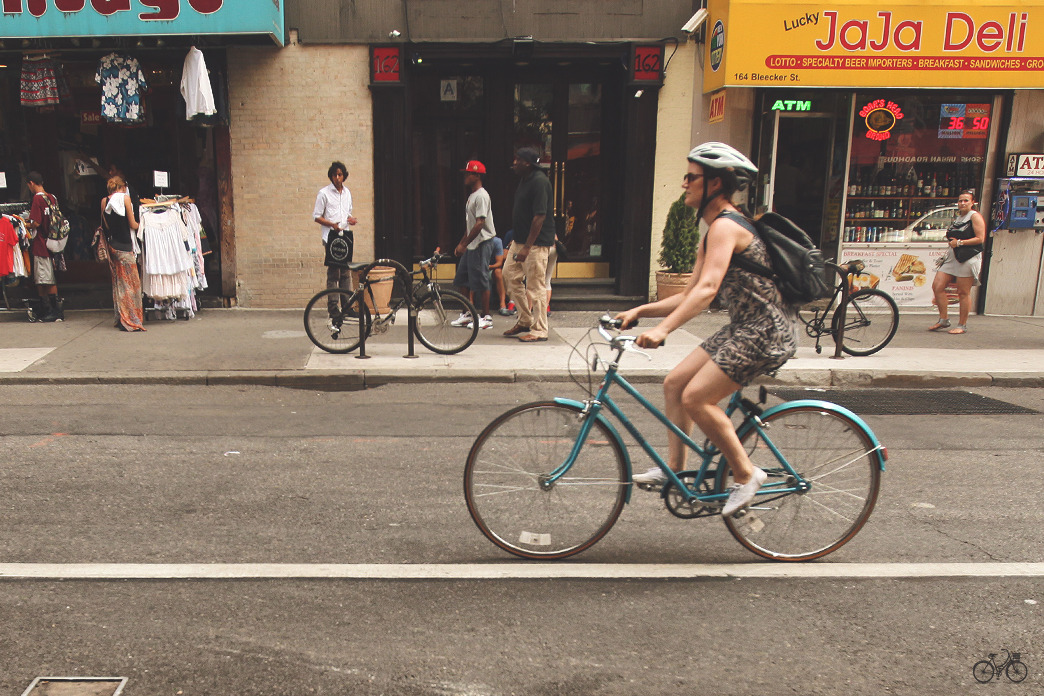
left=655, top=193, right=700, bottom=300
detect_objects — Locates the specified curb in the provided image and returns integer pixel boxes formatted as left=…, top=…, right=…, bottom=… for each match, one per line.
left=2, top=370, right=1042, bottom=388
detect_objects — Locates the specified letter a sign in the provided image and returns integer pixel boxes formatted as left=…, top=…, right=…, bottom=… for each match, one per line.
left=441, top=79, right=459, bottom=102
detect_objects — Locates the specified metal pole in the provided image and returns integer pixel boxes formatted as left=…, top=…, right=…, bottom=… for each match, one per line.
left=355, top=264, right=372, bottom=359
left=830, top=261, right=847, bottom=360
left=404, top=268, right=418, bottom=358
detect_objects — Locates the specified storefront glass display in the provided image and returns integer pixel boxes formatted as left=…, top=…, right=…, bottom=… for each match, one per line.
left=838, top=90, right=996, bottom=306
left=842, top=91, right=991, bottom=245
left=0, top=49, right=225, bottom=290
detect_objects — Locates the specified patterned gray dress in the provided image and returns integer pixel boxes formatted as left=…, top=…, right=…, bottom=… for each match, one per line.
left=701, top=213, right=798, bottom=385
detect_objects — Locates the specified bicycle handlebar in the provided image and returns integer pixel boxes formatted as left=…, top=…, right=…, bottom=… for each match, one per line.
left=597, top=313, right=653, bottom=359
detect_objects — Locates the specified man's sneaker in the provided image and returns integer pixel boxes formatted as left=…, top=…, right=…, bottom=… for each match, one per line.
left=497, top=307, right=515, bottom=316
left=721, top=467, right=768, bottom=517
left=468, top=315, right=494, bottom=330
left=327, top=318, right=342, bottom=337
left=450, top=312, right=472, bottom=327
left=632, top=466, right=668, bottom=489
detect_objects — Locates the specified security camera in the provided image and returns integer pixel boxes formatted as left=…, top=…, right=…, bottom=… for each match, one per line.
left=388, top=29, right=401, bottom=39
left=682, top=9, right=708, bottom=33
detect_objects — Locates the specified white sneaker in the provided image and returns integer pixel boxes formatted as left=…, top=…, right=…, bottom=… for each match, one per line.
left=450, top=312, right=472, bottom=327
left=722, top=467, right=768, bottom=517
left=632, top=466, right=668, bottom=488
left=468, top=315, right=494, bottom=330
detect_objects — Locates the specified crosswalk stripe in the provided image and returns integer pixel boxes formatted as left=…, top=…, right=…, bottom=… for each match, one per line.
left=1, top=563, right=1043, bottom=580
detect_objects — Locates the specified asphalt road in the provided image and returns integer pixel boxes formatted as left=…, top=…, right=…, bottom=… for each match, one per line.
left=1, top=383, right=1042, bottom=694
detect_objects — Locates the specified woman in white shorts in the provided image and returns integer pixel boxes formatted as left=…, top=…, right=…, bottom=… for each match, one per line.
left=929, top=189, right=986, bottom=335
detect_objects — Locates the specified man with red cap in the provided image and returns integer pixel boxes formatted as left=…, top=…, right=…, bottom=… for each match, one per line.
left=450, top=159, right=497, bottom=329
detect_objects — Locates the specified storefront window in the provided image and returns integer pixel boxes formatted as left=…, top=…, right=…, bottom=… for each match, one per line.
left=843, top=91, right=991, bottom=245
left=0, top=50, right=223, bottom=289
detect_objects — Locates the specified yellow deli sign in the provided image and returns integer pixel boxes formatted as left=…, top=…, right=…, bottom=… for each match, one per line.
left=704, top=0, right=1044, bottom=91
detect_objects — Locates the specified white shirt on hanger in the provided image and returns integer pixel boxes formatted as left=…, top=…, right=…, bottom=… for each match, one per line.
left=181, top=46, right=217, bottom=120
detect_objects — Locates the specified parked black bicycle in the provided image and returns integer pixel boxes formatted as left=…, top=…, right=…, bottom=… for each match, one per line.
left=973, top=649, right=1028, bottom=683
left=799, top=259, right=899, bottom=357
left=304, top=249, right=479, bottom=355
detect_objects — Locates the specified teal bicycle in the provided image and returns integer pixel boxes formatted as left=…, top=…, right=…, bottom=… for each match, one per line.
left=464, top=315, right=887, bottom=561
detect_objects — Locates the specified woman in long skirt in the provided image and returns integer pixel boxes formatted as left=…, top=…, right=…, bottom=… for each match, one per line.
left=101, top=175, right=146, bottom=331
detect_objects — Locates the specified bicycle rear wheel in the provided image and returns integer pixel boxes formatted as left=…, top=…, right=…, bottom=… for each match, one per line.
left=303, top=288, right=371, bottom=354
left=464, top=402, right=628, bottom=560
left=720, top=405, right=882, bottom=561
left=832, top=288, right=899, bottom=356
left=414, top=288, right=478, bottom=355
left=972, top=661, right=994, bottom=683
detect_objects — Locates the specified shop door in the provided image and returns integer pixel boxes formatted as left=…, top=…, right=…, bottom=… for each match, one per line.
left=514, top=81, right=608, bottom=275
left=755, top=112, right=835, bottom=248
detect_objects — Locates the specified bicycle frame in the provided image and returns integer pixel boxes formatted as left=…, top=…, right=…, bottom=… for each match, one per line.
left=800, top=260, right=853, bottom=358
left=550, top=341, right=886, bottom=509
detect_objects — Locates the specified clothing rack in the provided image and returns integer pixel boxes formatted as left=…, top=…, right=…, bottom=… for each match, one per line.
left=0, top=201, right=30, bottom=215
left=1, top=201, right=31, bottom=312
left=140, top=196, right=193, bottom=209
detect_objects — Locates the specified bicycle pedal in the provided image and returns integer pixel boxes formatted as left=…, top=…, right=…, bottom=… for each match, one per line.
left=636, top=482, right=664, bottom=492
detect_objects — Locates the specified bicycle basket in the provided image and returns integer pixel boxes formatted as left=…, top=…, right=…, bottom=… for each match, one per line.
left=567, top=328, right=611, bottom=397
left=1012, top=653, right=1021, bottom=661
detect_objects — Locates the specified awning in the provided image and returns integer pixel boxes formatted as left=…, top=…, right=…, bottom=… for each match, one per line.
left=0, top=0, right=285, bottom=46
left=704, top=0, right=1044, bottom=92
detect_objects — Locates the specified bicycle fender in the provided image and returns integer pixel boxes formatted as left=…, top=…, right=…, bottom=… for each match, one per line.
left=553, top=397, right=634, bottom=503
left=759, top=399, right=887, bottom=471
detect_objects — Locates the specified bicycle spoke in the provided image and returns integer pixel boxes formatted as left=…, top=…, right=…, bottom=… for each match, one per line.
left=464, top=402, right=627, bottom=559
left=723, top=406, right=881, bottom=561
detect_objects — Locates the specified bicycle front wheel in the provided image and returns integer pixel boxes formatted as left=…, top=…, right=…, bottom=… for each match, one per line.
left=832, top=288, right=899, bottom=356
left=1006, top=661, right=1028, bottom=683
left=721, top=405, right=882, bottom=561
left=303, top=288, right=371, bottom=354
left=972, top=661, right=994, bottom=683
left=464, top=402, right=628, bottom=560
left=414, top=288, right=478, bottom=355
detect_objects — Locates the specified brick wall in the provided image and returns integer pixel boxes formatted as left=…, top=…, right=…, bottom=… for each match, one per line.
left=226, top=42, right=374, bottom=308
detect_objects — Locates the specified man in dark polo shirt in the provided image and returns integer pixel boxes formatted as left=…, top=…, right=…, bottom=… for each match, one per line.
left=502, top=146, right=556, bottom=342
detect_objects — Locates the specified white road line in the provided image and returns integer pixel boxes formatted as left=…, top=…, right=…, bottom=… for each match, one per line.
left=1, top=563, right=1043, bottom=580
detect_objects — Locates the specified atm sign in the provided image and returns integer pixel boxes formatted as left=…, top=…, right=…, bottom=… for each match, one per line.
left=1007, top=153, right=1044, bottom=177
left=709, top=90, right=726, bottom=123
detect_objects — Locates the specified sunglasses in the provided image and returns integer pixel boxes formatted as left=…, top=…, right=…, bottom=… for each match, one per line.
left=683, top=173, right=703, bottom=184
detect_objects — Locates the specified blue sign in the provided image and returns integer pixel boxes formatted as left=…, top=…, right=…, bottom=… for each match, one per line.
left=1, top=0, right=284, bottom=45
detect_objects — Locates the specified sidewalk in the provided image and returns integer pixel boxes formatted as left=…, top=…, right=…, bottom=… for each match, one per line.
left=1, top=307, right=1042, bottom=388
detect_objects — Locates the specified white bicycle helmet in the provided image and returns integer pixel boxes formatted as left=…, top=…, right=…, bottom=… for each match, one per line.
left=687, top=142, right=758, bottom=191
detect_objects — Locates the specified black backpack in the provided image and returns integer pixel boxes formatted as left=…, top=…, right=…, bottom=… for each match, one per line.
left=720, top=210, right=832, bottom=305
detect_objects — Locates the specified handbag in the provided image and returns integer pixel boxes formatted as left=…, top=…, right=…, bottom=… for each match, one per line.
left=92, top=226, right=109, bottom=263
left=953, top=242, right=982, bottom=263
left=323, top=228, right=354, bottom=268
left=554, top=238, right=569, bottom=263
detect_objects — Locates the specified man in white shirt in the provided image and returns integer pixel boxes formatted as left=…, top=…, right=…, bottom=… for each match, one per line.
left=451, top=160, right=496, bottom=329
left=313, top=161, right=358, bottom=320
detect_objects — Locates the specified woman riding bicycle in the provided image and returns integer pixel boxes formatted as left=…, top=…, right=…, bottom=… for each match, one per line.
left=616, top=142, right=798, bottom=516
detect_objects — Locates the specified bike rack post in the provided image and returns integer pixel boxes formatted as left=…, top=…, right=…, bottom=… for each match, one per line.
left=355, top=264, right=372, bottom=360
left=828, top=261, right=847, bottom=360
left=364, top=259, right=418, bottom=360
